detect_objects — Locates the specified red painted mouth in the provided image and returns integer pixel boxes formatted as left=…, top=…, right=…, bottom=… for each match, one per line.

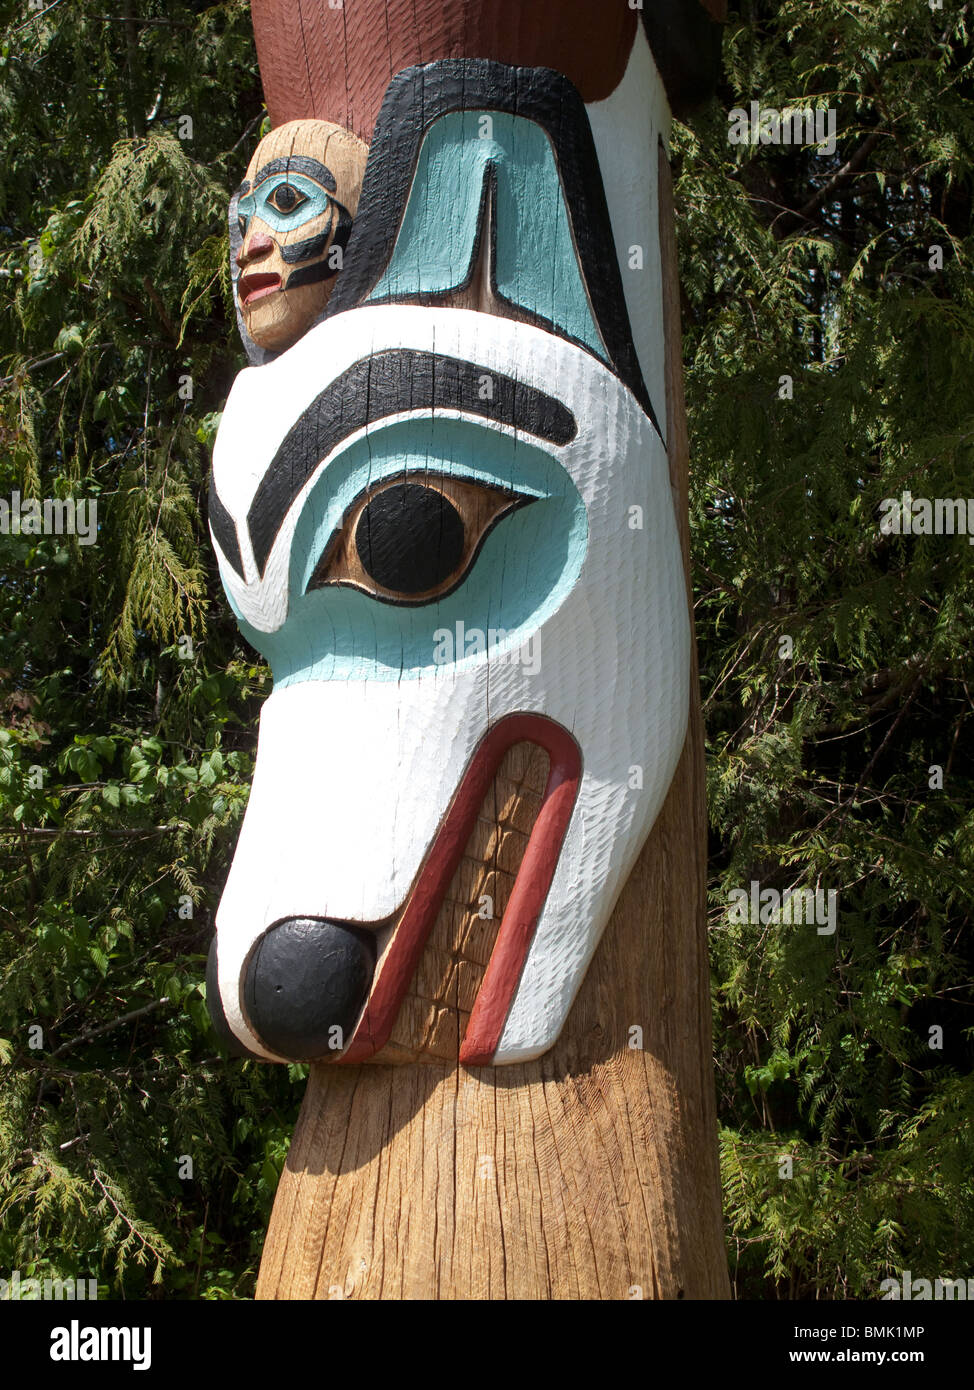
left=239, top=271, right=283, bottom=306
left=339, top=713, right=582, bottom=1067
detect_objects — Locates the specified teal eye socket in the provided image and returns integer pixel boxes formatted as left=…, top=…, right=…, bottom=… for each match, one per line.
left=243, top=174, right=331, bottom=234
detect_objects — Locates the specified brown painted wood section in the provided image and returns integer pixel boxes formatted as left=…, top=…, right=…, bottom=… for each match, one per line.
left=250, top=0, right=637, bottom=140
left=255, top=147, right=728, bottom=1302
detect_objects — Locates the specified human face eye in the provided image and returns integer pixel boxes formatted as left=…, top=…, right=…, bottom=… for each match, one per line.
left=266, top=179, right=308, bottom=216
left=252, top=173, right=331, bottom=234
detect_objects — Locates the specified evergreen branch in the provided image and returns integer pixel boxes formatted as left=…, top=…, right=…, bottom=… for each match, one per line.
left=0, top=826, right=182, bottom=837
left=49, top=998, right=171, bottom=1060
left=10, top=0, right=68, bottom=36
left=797, top=132, right=884, bottom=224
left=142, top=276, right=178, bottom=343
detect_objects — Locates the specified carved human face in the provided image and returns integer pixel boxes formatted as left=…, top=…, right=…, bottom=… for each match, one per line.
left=231, top=120, right=368, bottom=354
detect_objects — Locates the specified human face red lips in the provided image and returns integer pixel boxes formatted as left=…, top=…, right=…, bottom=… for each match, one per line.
left=238, top=270, right=283, bottom=306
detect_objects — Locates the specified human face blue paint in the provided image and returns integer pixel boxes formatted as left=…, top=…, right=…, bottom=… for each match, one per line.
left=238, top=172, right=333, bottom=237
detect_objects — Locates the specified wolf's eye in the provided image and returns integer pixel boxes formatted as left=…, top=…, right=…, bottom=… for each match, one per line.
left=268, top=182, right=306, bottom=214
left=307, top=474, right=532, bottom=605
left=357, top=483, right=465, bottom=594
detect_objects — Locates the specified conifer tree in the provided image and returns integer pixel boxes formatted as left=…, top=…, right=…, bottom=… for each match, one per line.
left=0, top=0, right=971, bottom=1298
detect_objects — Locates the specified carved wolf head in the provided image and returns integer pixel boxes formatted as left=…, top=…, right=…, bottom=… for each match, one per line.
left=208, top=30, right=699, bottom=1065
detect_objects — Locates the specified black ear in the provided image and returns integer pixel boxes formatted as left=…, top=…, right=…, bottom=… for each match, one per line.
left=642, top=0, right=723, bottom=116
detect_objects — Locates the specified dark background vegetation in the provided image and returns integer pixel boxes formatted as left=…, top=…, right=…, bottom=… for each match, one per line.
left=0, top=0, right=971, bottom=1298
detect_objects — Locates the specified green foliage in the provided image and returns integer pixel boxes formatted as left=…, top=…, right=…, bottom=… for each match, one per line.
left=680, top=0, right=974, bottom=1297
left=0, top=0, right=290, bottom=1300
left=0, top=0, right=971, bottom=1301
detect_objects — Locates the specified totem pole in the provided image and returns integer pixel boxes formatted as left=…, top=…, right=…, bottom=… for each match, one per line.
left=207, top=0, right=730, bottom=1299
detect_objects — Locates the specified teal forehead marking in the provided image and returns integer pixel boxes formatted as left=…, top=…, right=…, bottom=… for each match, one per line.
left=369, top=110, right=607, bottom=362
left=233, top=417, right=587, bottom=685
left=237, top=172, right=333, bottom=235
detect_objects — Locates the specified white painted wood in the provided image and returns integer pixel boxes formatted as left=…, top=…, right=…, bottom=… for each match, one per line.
left=586, top=23, right=672, bottom=444
left=212, top=304, right=689, bottom=1062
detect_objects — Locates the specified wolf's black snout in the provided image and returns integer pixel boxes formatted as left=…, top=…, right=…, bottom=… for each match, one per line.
left=240, top=918, right=376, bottom=1060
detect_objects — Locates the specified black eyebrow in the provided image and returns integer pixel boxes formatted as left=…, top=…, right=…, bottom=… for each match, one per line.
left=251, top=156, right=336, bottom=191
left=324, top=59, right=661, bottom=437
left=208, top=475, right=244, bottom=578
left=240, top=349, right=577, bottom=577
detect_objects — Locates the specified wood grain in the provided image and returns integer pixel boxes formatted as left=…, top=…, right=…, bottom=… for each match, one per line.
left=251, top=0, right=638, bottom=139
left=255, top=146, right=728, bottom=1301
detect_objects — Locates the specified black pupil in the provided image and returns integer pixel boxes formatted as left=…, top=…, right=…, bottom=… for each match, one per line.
left=274, top=184, right=299, bottom=210
left=355, top=484, right=465, bottom=595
